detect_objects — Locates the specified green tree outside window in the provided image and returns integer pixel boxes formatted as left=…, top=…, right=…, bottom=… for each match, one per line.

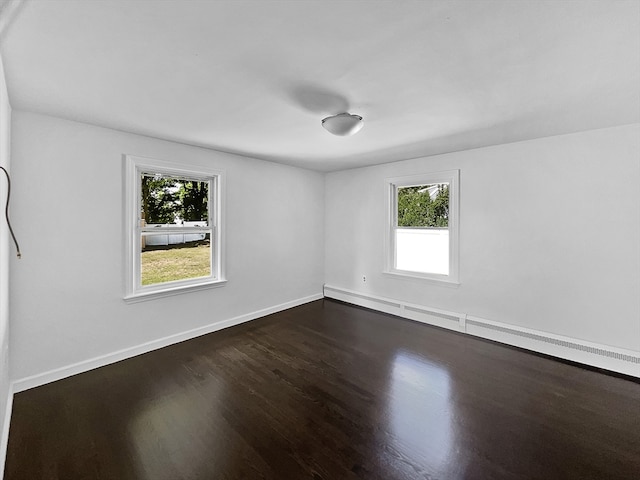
left=397, top=183, right=449, bottom=227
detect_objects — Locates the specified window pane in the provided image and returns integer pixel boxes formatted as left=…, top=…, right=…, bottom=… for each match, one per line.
left=141, top=174, right=209, bottom=225
left=396, top=228, right=449, bottom=275
left=141, top=232, right=212, bottom=285
left=397, top=183, right=449, bottom=227
left=396, top=182, right=450, bottom=275
left=386, top=171, right=458, bottom=282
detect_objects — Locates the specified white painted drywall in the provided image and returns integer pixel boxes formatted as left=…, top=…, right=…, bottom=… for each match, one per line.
left=0, top=53, right=12, bottom=473
left=9, top=111, right=325, bottom=380
left=325, top=124, right=640, bottom=352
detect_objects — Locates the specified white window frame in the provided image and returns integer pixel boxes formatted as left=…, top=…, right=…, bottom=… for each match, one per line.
left=124, top=155, right=226, bottom=302
left=384, top=169, right=460, bottom=285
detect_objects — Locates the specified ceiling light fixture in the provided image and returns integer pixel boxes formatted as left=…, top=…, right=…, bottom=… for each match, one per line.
left=321, top=112, right=364, bottom=136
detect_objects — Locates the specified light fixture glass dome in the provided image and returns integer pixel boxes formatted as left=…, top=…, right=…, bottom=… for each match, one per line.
left=321, top=112, right=364, bottom=136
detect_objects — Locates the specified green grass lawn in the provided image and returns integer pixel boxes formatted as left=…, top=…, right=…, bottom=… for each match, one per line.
left=141, top=244, right=211, bottom=285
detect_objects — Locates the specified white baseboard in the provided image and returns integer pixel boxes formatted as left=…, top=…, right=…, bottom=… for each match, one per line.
left=12, top=293, right=323, bottom=393
left=0, top=384, right=13, bottom=480
left=323, top=285, right=640, bottom=378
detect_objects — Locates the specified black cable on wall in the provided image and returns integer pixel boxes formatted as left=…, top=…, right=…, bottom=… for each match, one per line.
left=0, top=166, right=21, bottom=258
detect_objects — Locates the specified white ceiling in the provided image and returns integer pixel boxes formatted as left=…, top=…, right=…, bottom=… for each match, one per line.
left=1, top=0, right=638, bottom=172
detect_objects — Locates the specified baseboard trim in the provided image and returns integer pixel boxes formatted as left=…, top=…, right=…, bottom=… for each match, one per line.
left=12, top=293, right=323, bottom=393
left=323, top=285, right=640, bottom=378
left=0, top=384, right=13, bottom=480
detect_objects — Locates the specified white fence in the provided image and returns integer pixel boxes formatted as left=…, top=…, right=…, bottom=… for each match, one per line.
left=144, top=222, right=207, bottom=247
left=396, top=228, right=449, bottom=275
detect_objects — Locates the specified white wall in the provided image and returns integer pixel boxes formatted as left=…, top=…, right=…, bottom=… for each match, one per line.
left=6, top=112, right=640, bottom=384
left=325, top=124, right=640, bottom=352
left=0, top=53, right=12, bottom=472
left=9, top=111, right=325, bottom=381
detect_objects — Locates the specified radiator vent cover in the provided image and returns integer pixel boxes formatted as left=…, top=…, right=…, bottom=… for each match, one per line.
left=467, top=319, right=640, bottom=364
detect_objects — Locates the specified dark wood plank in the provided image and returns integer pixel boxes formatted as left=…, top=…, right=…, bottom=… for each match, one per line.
left=5, top=299, right=640, bottom=479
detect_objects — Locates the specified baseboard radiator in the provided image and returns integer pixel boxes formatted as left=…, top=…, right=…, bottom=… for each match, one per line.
left=323, top=285, right=640, bottom=378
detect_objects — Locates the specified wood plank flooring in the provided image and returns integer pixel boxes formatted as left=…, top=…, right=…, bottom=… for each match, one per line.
left=5, top=299, right=640, bottom=479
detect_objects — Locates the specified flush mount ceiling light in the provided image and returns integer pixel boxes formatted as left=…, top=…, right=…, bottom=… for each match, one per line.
left=321, top=112, right=364, bottom=136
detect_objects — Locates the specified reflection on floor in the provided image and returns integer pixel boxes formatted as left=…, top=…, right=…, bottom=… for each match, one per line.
left=5, top=299, right=640, bottom=479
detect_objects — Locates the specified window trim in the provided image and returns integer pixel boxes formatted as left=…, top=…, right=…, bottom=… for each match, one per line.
left=384, top=169, right=460, bottom=285
left=124, top=154, right=226, bottom=302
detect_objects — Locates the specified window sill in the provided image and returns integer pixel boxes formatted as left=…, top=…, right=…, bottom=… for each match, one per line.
left=383, top=270, right=460, bottom=288
left=124, top=279, right=227, bottom=303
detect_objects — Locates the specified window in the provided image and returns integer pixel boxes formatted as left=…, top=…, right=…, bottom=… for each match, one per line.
left=124, top=155, right=225, bottom=301
left=385, top=170, right=459, bottom=284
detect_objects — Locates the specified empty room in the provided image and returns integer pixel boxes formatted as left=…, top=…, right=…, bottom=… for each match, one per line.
left=0, top=0, right=639, bottom=479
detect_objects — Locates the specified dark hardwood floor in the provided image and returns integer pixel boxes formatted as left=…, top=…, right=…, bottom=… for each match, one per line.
left=5, top=299, right=640, bottom=479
